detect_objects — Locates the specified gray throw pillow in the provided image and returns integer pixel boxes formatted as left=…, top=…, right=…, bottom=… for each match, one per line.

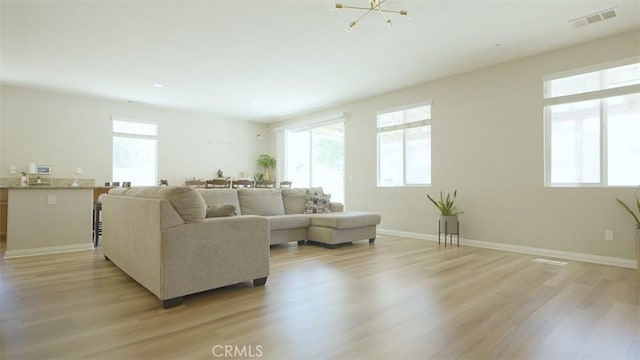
left=206, top=204, right=237, bottom=218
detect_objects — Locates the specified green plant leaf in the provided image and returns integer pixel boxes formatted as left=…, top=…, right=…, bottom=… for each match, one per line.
left=428, top=190, right=463, bottom=216
left=616, top=197, right=640, bottom=229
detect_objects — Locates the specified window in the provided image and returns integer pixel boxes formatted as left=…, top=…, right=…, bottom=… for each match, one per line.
left=284, top=121, right=344, bottom=203
left=377, top=102, right=431, bottom=186
left=544, top=60, right=640, bottom=186
left=112, top=118, right=158, bottom=186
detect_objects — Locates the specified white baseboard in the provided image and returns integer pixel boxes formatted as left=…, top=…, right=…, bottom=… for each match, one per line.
left=4, top=243, right=94, bottom=259
left=377, top=228, right=638, bottom=269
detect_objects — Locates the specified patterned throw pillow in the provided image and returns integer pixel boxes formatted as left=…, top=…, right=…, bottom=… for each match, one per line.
left=304, top=192, right=331, bottom=214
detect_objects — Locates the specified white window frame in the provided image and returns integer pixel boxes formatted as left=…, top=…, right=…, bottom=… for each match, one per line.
left=275, top=113, right=346, bottom=203
left=376, top=101, right=432, bottom=187
left=112, top=117, right=158, bottom=185
left=543, top=57, right=640, bottom=187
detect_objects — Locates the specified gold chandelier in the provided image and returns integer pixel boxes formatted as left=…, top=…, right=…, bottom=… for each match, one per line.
left=335, top=0, right=408, bottom=30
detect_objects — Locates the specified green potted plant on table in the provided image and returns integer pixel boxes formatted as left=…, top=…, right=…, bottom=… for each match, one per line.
left=256, top=154, right=276, bottom=181
left=427, top=190, right=463, bottom=233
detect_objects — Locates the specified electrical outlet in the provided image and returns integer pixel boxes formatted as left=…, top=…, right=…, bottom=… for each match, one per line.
left=605, top=230, right=614, bottom=241
left=47, top=194, right=56, bottom=205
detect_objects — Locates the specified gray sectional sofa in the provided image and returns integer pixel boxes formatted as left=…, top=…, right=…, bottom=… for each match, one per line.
left=101, top=186, right=380, bottom=308
left=198, top=187, right=381, bottom=247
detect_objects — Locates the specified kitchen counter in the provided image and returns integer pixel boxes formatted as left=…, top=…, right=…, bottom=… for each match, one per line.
left=1, top=186, right=107, bottom=190
left=3, top=187, right=100, bottom=258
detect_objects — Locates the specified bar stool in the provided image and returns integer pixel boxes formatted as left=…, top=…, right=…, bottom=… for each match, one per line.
left=92, top=200, right=102, bottom=247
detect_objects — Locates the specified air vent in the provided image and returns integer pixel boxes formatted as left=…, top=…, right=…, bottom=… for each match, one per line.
left=601, top=9, right=617, bottom=19
left=570, top=7, right=617, bottom=28
left=586, top=14, right=602, bottom=24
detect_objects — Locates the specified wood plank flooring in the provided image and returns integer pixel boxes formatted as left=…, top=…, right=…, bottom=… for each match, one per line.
left=1, top=236, right=639, bottom=359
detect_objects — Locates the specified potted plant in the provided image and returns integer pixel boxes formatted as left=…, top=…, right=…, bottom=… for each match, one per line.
left=427, top=190, right=463, bottom=233
left=256, top=154, right=276, bottom=181
left=616, top=195, right=640, bottom=230
left=616, top=194, right=640, bottom=273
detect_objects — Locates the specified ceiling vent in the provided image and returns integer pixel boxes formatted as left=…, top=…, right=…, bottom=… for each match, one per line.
left=570, top=7, right=617, bottom=28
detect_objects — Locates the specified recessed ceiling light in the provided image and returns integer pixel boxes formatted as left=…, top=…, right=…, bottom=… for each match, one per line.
left=250, top=101, right=258, bottom=105
left=152, top=83, right=164, bottom=88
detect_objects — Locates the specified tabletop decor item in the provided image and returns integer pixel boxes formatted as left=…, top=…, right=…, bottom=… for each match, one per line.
left=256, top=154, right=276, bottom=181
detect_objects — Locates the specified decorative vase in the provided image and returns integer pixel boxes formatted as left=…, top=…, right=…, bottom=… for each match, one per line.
left=440, top=215, right=459, bottom=234
left=263, top=171, right=270, bottom=181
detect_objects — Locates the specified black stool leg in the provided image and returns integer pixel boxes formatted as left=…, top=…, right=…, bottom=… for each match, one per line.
left=93, top=203, right=101, bottom=247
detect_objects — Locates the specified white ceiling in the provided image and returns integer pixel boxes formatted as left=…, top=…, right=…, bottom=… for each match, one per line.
left=1, top=0, right=639, bottom=123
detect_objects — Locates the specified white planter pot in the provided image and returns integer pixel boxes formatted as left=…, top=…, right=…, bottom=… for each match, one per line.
left=440, top=215, right=459, bottom=234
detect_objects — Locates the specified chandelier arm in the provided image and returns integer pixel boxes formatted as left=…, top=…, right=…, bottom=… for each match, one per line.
left=377, top=9, right=406, bottom=15
left=377, top=9, right=390, bottom=24
left=339, top=0, right=388, bottom=11
left=351, top=7, right=375, bottom=27
left=340, top=6, right=406, bottom=15
left=339, top=5, right=378, bottom=11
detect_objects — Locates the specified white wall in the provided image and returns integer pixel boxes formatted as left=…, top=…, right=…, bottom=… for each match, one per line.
left=272, top=30, right=640, bottom=260
left=0, top=86, right=271, bottom=185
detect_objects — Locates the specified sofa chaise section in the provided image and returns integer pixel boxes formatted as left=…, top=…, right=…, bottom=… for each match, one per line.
left=307, top=211, right=381, bottom=248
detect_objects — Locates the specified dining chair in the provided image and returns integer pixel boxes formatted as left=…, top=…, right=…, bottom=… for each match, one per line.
left=255, top=180, right=276, bottom=188
left=184, top=179, right=205, bottom=188
left=232, top=179, right=255, bottom=188
left=205, top=179, right=231, bottom=188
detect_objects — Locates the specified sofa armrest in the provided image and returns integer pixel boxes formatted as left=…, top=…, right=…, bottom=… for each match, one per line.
left=160, top=215, right=270, bottom=299
left=102, top=195, right=172, bottom=298
left=330, top=202, right=344, bottom=212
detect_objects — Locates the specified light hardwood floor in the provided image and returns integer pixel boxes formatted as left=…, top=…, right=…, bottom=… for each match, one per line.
left=1, top=236, right=639, bottom=359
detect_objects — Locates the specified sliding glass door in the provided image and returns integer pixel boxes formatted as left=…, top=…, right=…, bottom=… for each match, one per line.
left=285, top=122, right=344, bottom=203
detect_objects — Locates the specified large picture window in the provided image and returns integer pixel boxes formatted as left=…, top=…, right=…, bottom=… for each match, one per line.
left=544, top=60, right=640, bottom=186
left=112, top=118, right=158, bottom=186
left=377, top=102, right=431, bottom=187
left=284, top=121, right=344, bottom=203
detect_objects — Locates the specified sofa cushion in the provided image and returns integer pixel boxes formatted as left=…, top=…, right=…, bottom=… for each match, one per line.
left=206, top=204, right=237, bottom=218
left=304, top=192, right=331, bottom=214
left=282, top=188, right=308, bottom=214
left=310, top=211, right=381, bottom=229
left=112, top=186, right=206, bottom=223
left=108, top=187, right=129, bottom=196
left=197, top=189, right=242, bottom=215
left=238, top=189, right=285, bottom=216
left=267, top=214, right=311, bottom=231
